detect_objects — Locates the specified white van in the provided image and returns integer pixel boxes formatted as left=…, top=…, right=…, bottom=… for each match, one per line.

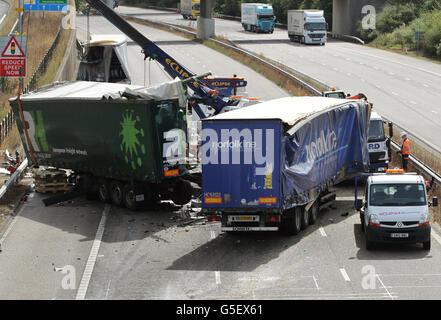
left=356, top=170, right=438, bottom=250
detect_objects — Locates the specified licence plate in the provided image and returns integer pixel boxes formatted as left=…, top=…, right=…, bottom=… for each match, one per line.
left=228, top=215, right=259, bottom=222
left=391, top=233, right=409, bottom=238
left=233, top=227, right=252, bottom=231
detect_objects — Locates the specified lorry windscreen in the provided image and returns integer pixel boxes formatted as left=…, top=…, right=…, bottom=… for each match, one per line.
left=257, top=14, right=274, bottom=20
left=368, top=119, right=385, bottom=142
left=370, top=183, right=426, bottom=206
left=305, top=23, right=326, bottom=31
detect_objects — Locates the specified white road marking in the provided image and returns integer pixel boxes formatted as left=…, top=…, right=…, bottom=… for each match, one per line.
left=376, top=274, right=394, bottom=300
left=312, top=275, right=320, bottom=290
left=319, top=227, right=327, bottom=237
left=75, top=204, right=110, bottom=300
left=405, top=77, right=411, bottom=81
left=392, top=91, right=399, bottom=96
left=0, top=14, right=6, bottom=26
left=410, top=100, right=417, bottom=105
left=105, top=280, right=112, bottom=300
left=210, top=230, right=216, bottom=239
left=431, top=229, right=441, bottom=246
left=215, top=271, right=221, bottom=285
left=340, top=268, right=351, bottom=282
left=423, top=84, right=429, bottom=87
left=432, top=110, right=438, bottom=114
left=0, top=205, right=25, bottom=248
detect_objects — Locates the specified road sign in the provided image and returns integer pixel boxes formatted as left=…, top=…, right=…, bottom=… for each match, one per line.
left=23, top=0, right=67, bottom=12
left=0, top=36, right=27, bottom=78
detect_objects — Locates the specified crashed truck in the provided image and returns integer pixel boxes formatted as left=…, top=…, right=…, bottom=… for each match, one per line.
left=10, top=79, right=192, bottom=210
left=201, top=97, right=371, bottom=234
left=77, top=34, right=131, bottom=84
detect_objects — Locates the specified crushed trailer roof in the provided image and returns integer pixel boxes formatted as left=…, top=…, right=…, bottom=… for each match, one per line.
left=9, top=80, right=186, bottom=105
left=206, top=96, right=361, bottom=127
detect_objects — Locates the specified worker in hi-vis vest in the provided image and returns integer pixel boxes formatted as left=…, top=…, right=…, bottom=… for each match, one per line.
left=399, top=131, right=411, bottom=171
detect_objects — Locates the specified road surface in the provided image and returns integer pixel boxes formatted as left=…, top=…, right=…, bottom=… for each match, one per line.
left=1, top=9, right=441, bottom=301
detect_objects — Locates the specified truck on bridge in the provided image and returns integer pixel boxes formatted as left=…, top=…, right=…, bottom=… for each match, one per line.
left=180, top=0, right=200, bottom=20
left=201, top=97, right=370, bottom=234
left=241, top=3, right=275, bottom=34
left=288, top=10, right=327, bottom=45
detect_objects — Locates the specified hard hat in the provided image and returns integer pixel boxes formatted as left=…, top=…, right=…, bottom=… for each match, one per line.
left=400, top=131, right=407, bottom=137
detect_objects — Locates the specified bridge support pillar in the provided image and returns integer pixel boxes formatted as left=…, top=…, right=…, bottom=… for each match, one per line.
left=197, top=0, right=215, bottom=39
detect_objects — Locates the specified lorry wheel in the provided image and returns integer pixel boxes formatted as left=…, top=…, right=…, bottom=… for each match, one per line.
left=110, top=180, right=124, bottom=207
left=301, top=206, right=309, bottom=230
left=251, top=25, right=256, bottom=33
left=423, top=240, right=431, bottom=250
left=284, top=207, right=302, bottom=235
left=170, top=179, right=192, bottom=205
left=308, top=202, right=319, bottom=225
left=98, top=179, right=111, bottom=203
left=123, top=184, right=139, bottom=211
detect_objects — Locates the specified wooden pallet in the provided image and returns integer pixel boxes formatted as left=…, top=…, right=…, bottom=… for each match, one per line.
left=35, top=182, right=72, bottom=194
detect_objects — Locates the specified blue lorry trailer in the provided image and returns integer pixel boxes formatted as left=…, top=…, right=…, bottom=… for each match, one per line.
left=201, top=97, right=371, bottom=234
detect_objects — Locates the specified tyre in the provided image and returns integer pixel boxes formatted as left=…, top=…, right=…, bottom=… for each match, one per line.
left=308, top=202, right=319, bottom=225
left=98, top=179, right=111, bottom=203
left=170, top=179, right=192, bottom=205
left=366, top=238, right=374, bottom=250
left=251, top=25, right=256, bottom=33
left=423, top=239, right=431, bottom=250
left=123, top=183, right=139, bottom=211
left=283, top=207, right=302, bottom=235
left=360, top=213, right=365, bottom=233
left=301, top=206, right=309, bottom=230
left=110, top=180, right=124, bottom=207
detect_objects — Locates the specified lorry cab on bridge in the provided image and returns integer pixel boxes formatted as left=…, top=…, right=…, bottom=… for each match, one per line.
left=76, top=34, right=131, bottom=84
left=356, top=170, right=437, bottom=250
left=241, top=3, right=275, bottom=33
left=180, top=0, right=200, bottom=20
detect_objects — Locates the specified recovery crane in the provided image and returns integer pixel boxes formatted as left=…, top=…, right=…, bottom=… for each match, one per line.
left=84, top=0, right=248, bottom=119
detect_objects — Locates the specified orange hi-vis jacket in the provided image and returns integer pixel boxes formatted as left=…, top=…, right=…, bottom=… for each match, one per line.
left=401, top=138, right=411, bottom=157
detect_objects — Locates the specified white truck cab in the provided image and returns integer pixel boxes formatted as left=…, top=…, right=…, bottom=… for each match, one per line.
left=356, top=170, right=438, bottom=250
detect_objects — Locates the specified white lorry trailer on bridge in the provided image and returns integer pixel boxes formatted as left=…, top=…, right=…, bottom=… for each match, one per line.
left=288, top=10, right=327, bottom=45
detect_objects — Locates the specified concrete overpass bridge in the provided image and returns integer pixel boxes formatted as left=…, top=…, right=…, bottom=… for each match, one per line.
left=196, top=0, right=385, bottom=39
left=332, top=0, right=385, bottom=36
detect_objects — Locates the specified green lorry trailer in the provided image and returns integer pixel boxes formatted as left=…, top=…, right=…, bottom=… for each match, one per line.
left=10, top=80, right=193, bottom=210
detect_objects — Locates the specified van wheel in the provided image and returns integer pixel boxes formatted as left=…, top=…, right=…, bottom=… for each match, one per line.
left=423, top=240, right=431, bottom=250
left=110, top=180, right=124, bottom=207
left=366, top=239, right=374, bottom=250
left=284, top=207, right=302, bottom=235
left=301, top=206, right=309, bottom=230
left=309, top=202, right=319, bottom=225
left=360, top=213, right=365, bottom=233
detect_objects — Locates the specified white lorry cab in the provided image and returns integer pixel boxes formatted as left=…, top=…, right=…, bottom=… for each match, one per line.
left=356, top=170, right=438, bottom=250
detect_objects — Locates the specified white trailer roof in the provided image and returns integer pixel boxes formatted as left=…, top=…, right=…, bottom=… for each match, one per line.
left=206, top=96, right=360, bottom=127
left=370, top=174, right=425, bottom=184
left=10, top=79, right=186, bottom=106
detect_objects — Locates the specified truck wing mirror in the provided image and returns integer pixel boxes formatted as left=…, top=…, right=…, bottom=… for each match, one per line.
left=433, top=196, right=438, bottom=207
left=355, top=199, right=363, bottom=211
left=388, top=122, right=393, bottom=138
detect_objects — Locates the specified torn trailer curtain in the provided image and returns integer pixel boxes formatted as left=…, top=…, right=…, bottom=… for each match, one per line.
left=201, top=97, right=370, bottom=210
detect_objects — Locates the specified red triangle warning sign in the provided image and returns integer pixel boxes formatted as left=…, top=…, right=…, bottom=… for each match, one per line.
left=1, top=36, right=25, bottom=57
